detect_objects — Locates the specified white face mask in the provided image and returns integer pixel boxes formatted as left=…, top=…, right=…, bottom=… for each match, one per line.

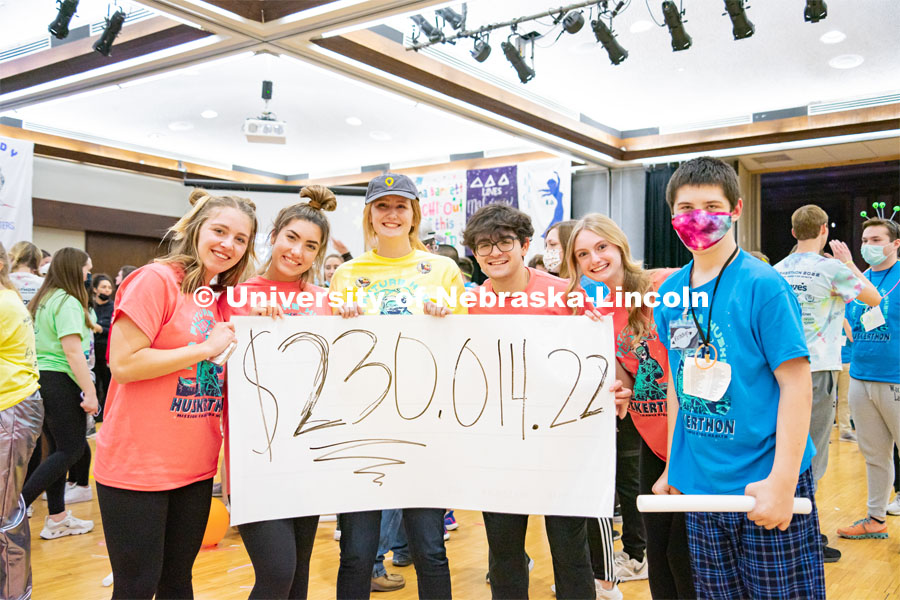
left=38, top=263, right=50, bottom=276
left=543, top=248, right=562, bottom=273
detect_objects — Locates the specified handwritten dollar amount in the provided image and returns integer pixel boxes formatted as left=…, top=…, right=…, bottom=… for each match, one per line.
left=242, top=328, right=609, bottom=461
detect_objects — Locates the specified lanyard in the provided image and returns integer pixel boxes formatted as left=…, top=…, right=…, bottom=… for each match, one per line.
left=688, top=246, right=740, bottom=358
left=855, top=261, right=900, bottom=305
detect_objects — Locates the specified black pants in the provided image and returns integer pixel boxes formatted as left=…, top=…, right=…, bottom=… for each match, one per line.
left=21, top=371, right=86, bottom=515
left=639, top=440, right=696, bottom=599
left=238, top=516, right=319, bottom=599
left=586, top=517, right=615, bottom=582
left=97, top=478, right=213, bottom=599
left=67, top=441, right=91, bottom=486
left=483, top=512, right=594, bottom=599
left=616, top=413, right=645, bottom=561
left=893, top=444, right=899, bottom=493
left=93, top=346, right=111, bottom=419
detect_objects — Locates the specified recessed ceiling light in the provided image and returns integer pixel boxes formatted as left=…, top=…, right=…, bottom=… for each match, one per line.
left=370, top=130, right=391, bottom=141
left=677, top=67, right=685, bottom=72
left=629, top=20, right=653, bottom=33
left=148, top=133, right=164, bottom=139
left=346, top=116, right=363, bottom=126
left=168, top=121, right=194, bottom=131
left=820, top=30, right=846, bottom=44
left=828, top=54, right=864, bottom=69
left=201, top=109, right=218, bottom=119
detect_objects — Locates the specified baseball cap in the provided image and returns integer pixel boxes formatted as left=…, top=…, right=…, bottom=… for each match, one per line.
left=365, top=173, right=419, bottom=204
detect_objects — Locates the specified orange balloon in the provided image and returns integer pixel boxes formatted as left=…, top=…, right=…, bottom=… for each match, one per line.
left=201, top=498, right=230, bottom=548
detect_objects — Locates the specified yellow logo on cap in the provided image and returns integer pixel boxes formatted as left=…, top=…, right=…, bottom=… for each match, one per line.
left=385, top=177, right=394, bottom=187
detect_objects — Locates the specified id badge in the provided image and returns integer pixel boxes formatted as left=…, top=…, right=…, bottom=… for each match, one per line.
left=683, top=346, right=731, bottom=401
left=861, top=307, right=886, bottom=332
left=669, top=318, right=700, bottom=350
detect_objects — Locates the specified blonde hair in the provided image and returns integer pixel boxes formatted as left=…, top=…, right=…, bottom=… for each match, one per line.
left=9, top=241, right=42, bottom=274
left=362, top=196, right=427, bottom=252
left=791, top=205, right=828, bottom=241
left=0, top=241, right=19, bottom=296
left=261, top=185, right=337, bottom=285
left=28, top=247, right=93, bottom=329
left=159, top=188, right=258, bottom=294
left=566, top=214, right=655, bottom=344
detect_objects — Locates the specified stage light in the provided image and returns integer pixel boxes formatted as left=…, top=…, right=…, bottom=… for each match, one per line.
left=471, top=37, right=491, bottom=62
left=591, top=18, right=628, bottom=65
left=662, top=1, right=692, bottom=51
left=805, top=0, right=827, bottom=23
left=48, top=0, right=79, bottom=40
left=724, top=0, right=754, bottom=39
left=436, top=7, right=464, bottom=30
left=92, top=8, right=126, bottom=56
left=410, top=14, right=444, bottom=43
left=501, top=40, right=535, bottom=83
left=562, top=11, right=585, bottom=34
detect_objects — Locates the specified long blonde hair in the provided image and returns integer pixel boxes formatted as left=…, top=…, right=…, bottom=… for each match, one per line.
left=566, top=214, right=654, bottom=344
left=261, top=185, right=337, bottom=284
left=362, top=197, right=427, bottom=252
left=159, top=188, right=258, bottom=294
left=28, top=247, right=93, bottom=329
left=9, top=241, right=42, bottom=274
left=0, top=241, right=19, bottom=296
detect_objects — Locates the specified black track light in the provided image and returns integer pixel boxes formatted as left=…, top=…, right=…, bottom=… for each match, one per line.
left=501, top=40, right=535, bottom=84
left=471, top=37, right=491, bottom=62
left=591, top=19, right=628, bottom=65
left=662, top=1, right=692, bottom=51
left=93, top=8, right=126, bottom=56
left=724, top=0, right=754, bottom=39
left=436, top=7, right=465, bottom=30
left=562, top=11, right=585, bottom=34
left=48, top=0, right=79, bottom=40
left=804, top=0, right=827, bottom=23
left=410, top=14, right=444, bottom=43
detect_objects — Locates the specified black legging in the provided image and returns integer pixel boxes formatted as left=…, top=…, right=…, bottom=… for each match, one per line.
left=97, top=478, right=213, bottom=599
left=616, top=412, right=646, bottom=561
left=639, top=439, right=696, bottom=599
left=67, top=441, right=91, bottom=487
left=238, top=516, right=319, bottom=599
left=21, top=371, right=87, bottom=515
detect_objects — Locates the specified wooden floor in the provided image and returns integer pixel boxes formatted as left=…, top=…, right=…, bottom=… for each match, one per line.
left=30, top=428, right=900, bottom=599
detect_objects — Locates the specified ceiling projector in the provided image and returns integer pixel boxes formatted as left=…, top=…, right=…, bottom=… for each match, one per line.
left=243, top=79, right=285, bottom=144
left=242, top=118, right=286, bottom=144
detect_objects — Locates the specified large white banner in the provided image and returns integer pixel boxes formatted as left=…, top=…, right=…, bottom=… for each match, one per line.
left=227, top=315, right=615, bottom=526
left=0, top=137, right=34, bottom=248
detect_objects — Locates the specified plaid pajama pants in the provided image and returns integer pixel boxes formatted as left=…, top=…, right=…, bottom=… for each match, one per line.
left=685, top=468, right=826, bottom=599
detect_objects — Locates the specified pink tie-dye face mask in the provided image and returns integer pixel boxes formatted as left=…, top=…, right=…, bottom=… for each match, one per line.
left=671, top=210, right=733, bottom=251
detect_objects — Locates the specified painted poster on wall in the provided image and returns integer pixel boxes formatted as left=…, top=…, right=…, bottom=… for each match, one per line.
left=517, top=159, right=571, bottom=257
left=414, top=171, right=466, bottom=253
left=466, top=165, right=518, bottom=219
left=0, top=137, right=34, bottom=247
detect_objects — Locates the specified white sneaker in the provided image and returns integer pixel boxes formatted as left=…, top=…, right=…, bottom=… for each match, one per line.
left=64, top=483, right=93, bottom=504
left=614, top=550, right=649, bottom=581
left=26, top=505, right=33, bottom=518
left=334, top=528, right=341, bottom=541
left=595, top=580, right=623, bottom=600
left=40, top=511, right=94, bottom=539
left=887, top=495, right=900, bottom=516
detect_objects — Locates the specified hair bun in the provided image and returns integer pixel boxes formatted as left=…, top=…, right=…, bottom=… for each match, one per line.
left=301, top=185, right=337, bottom=212
left=188, top=188, right=210, bottom=207
left=240, top=196, right=257, bottom=211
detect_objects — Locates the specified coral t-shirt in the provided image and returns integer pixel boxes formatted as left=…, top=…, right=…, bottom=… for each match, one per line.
left=469, top=267, right=589, bottom=316
left=220, top=276, right=332, bottom=318
left=598, top=269, right=675, bottom=460
left=94, top=262, right=226, bottom=491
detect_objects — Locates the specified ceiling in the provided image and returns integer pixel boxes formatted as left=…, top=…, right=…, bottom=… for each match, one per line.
left=0, top=0, right=898, bottom=180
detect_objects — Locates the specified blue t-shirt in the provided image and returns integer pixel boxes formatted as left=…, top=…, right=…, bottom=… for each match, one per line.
left=841, top=337, right=852, bottom=365
left=847, top=262, right=900, bottom=384
left=654, top=250, right=814, bottom=495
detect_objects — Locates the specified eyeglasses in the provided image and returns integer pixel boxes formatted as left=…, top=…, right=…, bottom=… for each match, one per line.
left=474, top=237, right=517, bottom=257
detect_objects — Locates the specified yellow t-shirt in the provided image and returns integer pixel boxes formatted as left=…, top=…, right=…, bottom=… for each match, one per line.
left=330, top=249, right=467, bottom=315
left=0, top=288, right=40, bottom=410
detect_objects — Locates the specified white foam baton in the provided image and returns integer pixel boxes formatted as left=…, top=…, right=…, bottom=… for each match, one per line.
left=637, top=495, right=812, bottom=514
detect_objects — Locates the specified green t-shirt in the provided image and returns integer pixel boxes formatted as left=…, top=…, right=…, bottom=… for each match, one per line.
left=33, top=288, right=91, bottom=381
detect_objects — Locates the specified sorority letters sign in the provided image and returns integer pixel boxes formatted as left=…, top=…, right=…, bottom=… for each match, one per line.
left=227, top=315, right=615, bottom=525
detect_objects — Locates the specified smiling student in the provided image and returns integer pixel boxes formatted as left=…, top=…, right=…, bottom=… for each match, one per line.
left=463, top=203, right=632, bottom=600
left=95, top=189, right=257, bottom=599
left=652, top=157, right=825, bottom=598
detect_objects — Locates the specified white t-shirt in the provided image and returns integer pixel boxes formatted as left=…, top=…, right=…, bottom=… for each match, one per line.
left=9, top=272, right=44, bottom=306
left=774, top=252, right=863, bottom=372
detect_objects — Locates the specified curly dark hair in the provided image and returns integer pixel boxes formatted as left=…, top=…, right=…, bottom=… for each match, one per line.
left=665, top=156, right=741, bottom=211
left=462, top=204, right=534, bottom=251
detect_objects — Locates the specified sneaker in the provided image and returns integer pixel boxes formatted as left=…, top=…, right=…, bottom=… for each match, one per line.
left=839, top=432, right=857, bottom=442
left=887, top=496, right=900, bottom=516
left=444, top=510, right=458, bottom=531
left=613, top=529, right=621, bottom=541
left=40, top=511, right=94, bottom=539
left=614, top=550, right=648, bottom=581
left=371, top=573, right=405, bottom=592
left=595, top=580, right=624, bottom=600
left=212, top=482, right=223, bottom=497
left=823, top=545, right=842, bottom=563
left=64, top=483, right=92, bottom=504
left=392, top=555, right=412, bottom=567
left=333, top=528, right=341, bottom=541
left=26, top=505, right=33, bottom=518
left=837, top=516, right=888, bottom=540
left=443, top=526, right=450, bottom=541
